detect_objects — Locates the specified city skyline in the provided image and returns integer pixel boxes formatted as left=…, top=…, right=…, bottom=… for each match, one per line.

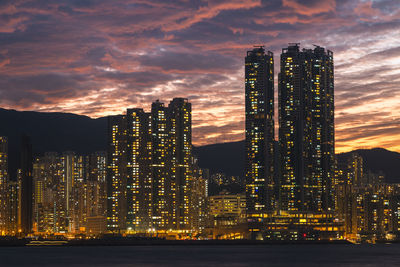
left=0, top=0, right=399, bottom=153
left=0, top=43, right=399, bottom=243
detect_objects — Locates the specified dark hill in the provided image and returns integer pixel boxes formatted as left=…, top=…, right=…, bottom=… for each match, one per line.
left=1, top=108, right=399, bottom=183
left=193, top=141, right=400, bottom=183
left=337, top=148, right=400, bottom=183
left=0, top=108, right=107, bottom=178
left=193, top=140, right=245, bottom=178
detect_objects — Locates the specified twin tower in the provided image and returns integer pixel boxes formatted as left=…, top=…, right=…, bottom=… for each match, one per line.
left=245, top=44, right=335, bottom=219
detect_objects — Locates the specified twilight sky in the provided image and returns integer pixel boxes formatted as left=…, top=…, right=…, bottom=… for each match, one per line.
left=0, top=0, right=399, bottom=153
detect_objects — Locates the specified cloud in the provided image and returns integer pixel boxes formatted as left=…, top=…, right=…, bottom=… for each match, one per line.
left=281, top=0, right=336, bottom=15
left=0, top=0, right=399, bottom=153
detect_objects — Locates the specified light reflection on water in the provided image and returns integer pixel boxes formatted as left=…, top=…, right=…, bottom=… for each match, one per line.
left=1, top=244, right=400, bottom=266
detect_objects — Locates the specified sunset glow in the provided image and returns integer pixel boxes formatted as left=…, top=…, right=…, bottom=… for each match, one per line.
left=0, top=0, right=399, bottom=153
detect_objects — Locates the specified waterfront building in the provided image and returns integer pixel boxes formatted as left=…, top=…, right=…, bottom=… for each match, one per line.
left=7, top=181, right=19, bottom=235
left=335, top=184, right=400, bottom=242
left=106, top=115, right=127, bottom=232
left=189, top=158, right=208, bottom=233
left=19, top=135, right=33, bottom=235
left=263, top=211, right=343, bottom=241
left=32, top=157, right=45, bottom=233
left=86, top=152, right=107, bottom=218
left=278, top=44, right=334, bottom=213
left=168, top=98, right=192, bottom=230
left=106, top=98, right=194, bottom=233
left=0, top=137, right=8, bottom=235
left=86, top=216, right=107, bottom=236
left=209, top=192, right=246, bottom=227
left=30, top=152, right=107, bottom=235
left=126, top=108, right=152, bottom=232
left=244, top=46, right=276, bottom=224
left=151, top=100, right=172, bottom=230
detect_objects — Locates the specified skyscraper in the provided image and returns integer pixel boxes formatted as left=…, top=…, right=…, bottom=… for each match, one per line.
left=151, top=100, right=171, bottom=230
left=32, top=157, right=45, bottom=233
left=0, top=137, right=8, bottom=234
left=106, top=115, right=127, bottom=232
left=168, top=98, right=192, bottom=230
left=7, top=181, right=18, bottom=235
left=106, top=98, right=194, bottom=233
left=189, top=158, right=208, bottom=233
left=278, top=44, right=334, bottom=213
left=30, top=151, right=107, bottom=235
left=32, top=152, right=64, bottom=233
left=86, top=152, right=107, bottom=218
left=245, top=47, right=275, bottom=221
left=62, top=152, right=76, bottom=232
left=19, top=135, right=33, bottom=235
left=126, top=108, right=152, bottom=231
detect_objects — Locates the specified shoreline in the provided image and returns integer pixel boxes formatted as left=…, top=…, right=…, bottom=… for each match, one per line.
left=0, top=238, right=354, bottom=247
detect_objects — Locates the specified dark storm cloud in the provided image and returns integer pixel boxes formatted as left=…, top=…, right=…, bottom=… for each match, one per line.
left=0, top=73, right=95, bottom=105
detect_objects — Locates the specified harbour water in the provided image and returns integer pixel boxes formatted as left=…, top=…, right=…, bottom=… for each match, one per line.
left=1, top=244, right=400, bottom=266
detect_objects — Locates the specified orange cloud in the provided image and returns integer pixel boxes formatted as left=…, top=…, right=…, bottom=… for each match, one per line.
left=0, top=0, right=399, bottom=154
left=282, top=0, right=336, bottom=16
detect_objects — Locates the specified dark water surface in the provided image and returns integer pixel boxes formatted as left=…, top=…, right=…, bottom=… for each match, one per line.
left=1, top=244, right=400, bottom=266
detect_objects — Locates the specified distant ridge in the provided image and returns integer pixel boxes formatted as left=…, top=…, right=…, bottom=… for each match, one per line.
left=1, top=108, right=399, bottom=183
left=0, top=108, right=107, bottom=178
left=193, top=140, right=245, bottom=178
left=338, top=148, right=400, bottom=183
left=192, top=141, right=400, bottom=183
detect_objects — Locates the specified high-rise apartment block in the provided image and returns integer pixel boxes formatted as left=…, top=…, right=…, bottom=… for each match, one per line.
left=189, top=158, right=208, bottom=232
left=7, top=181, right=19, bottom=235
left=86, top=152, right=107, bottom=218
left=0, top=137, right=8, bottom=235
left=0, top=98, right=201, bottom=237
left=169, top=98, right=193, bottom=230
left=19, top=135, right=33, bottom=235
left=30, top=152, right=107, bottom=235
left=244, top=44, right=336, bottom=240
left=107, top=115, right=127, bottom=232
left=245, top=47, right=275, bottom=220
left=107, top=98, right=199, bottom=233
left=126, top=108, right=152, bottom=231
left=336, top=184, right=400, bottom=242
left=278, top=44, right=334, bottom=213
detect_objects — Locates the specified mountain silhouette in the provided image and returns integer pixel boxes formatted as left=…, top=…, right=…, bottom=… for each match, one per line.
left=0, top=108, right=107, bottom=179
left=1, top=108, right=399, bottom=183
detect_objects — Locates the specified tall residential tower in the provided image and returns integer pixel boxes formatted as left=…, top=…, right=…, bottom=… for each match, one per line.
left=245, top=47, right=275, bottom=221
left=278, top=44, right=334, bottom=213
left=0, top=137, right=8, bottom=234
left=106, top=115, right=127, bottom=232
left=19, top=135, right=33, bottom=235
left=168, top=98, right=192, bottom=230
left=106, top=98, right=194, bottom=232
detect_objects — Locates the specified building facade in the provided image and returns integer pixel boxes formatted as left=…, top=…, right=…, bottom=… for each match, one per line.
left=106, top=115, right=127, bottom=232
left=0, top=137, right=8, bottom=235
left=278, top=44, right=334, bottom=213
left=30, top=152, right=106, bottom=235
left=245, top=46, right=276, bottom=220
left=168, top=98, right=193, bottom=230
left=126, top=108, right=152, bottom=231
left=336, top=184, right=400, bottom=242
left=106, top=98, right=194, bottom=233
left=19, top=135, right=33, bottom=235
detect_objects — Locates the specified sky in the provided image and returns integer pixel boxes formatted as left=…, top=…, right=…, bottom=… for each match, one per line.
left=0, top=0, right=399, bottom=153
